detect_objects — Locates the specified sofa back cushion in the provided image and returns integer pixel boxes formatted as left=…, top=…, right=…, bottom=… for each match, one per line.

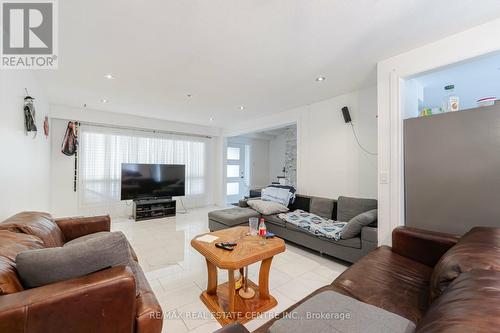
left=309, top=197, right=335, bottom=219
left=417, top=269, right=500, bottom=333
left=0, top=212, right=64, bottom=247
left=289, top=195, right=338, bottom=220
left=0, top=230, right=44, bottom=295
left=336, top=196, right=378, bottom=222
left=430, top=227, right=500, bottom=301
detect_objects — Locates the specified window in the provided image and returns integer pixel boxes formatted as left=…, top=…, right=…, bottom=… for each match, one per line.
left=226, top=182, right=239, bottom=195
left=227, top=147, right=240, bottom=160
left=79, top=125, right=208, bottom=207
left=227, top=165, right=239, bottom=178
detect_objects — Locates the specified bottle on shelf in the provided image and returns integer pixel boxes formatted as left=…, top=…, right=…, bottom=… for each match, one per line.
left=443, top=85, right=459, bottom=112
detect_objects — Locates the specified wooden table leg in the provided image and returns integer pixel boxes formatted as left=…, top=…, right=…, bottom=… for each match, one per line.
left=259, top=257, right=273, bottom=299
left=206, top=259, right=217, bottom=295
left=228, top=269, right=236, bottom=317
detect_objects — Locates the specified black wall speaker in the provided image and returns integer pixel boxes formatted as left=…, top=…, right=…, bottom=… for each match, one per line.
left=341, top=106, right=352, bottom=123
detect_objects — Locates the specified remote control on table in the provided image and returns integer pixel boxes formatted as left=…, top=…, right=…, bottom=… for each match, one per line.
left=215, top=243, right=234, bottom=251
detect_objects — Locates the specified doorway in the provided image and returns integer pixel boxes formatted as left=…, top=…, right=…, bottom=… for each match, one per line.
left=224, top=124, right=297, bottom=205
left=226, top=143, right=248, bottom=204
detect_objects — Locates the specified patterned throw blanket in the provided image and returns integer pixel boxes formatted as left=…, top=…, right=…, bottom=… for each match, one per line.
left=278, top=210, right=347, bottom=240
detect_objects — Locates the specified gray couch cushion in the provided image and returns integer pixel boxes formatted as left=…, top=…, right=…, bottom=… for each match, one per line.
left=309, top=197, right=335, bottom=219
left=361, top=226, right=378, bottom=243
left=208, top=207, right=260, bottom=227
left=340, top=209, right=378, bottom=239
left=284, top=223, right=361, bottom=249
left=319, top=235, right=362, bottom=249
left=16, top=232, right=131, bottom=288
left=337, top=196, right=377, bottom=222
left=268, top=290, right=416, bottom=333
left=263, top=214, right=286, bottom=227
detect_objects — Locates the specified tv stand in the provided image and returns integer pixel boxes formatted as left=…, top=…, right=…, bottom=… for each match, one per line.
left=133, top=198, right=176, bottom=221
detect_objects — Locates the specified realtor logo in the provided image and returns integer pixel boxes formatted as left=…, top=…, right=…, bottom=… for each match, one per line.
left=1, top=0, right=58, bottom=69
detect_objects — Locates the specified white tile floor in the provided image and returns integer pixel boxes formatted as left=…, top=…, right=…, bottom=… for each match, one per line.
left=111, top=206, right=348, bottom=333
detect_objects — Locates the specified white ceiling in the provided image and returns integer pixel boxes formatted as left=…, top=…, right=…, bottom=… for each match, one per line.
left=237, top=124, right=295, bottom=140
left=36, top=0, right=500, bottom=128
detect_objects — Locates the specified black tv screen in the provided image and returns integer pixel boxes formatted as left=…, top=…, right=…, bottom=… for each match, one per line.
left=121, top=163, right=185, bottom=200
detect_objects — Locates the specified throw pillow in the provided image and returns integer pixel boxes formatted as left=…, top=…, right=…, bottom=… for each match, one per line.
left=266, top=185, right=296, bottom=205
left=247, top=199, right=289, bottom=215
left=65, top=231, right=139, bottom=263
left=340, top=209, right=378, bottom=239
left=337, top=196, right=377, bottom=222
left=16, top=231, right=131, bottom=289
left=261, top=187, right=294, bottom=206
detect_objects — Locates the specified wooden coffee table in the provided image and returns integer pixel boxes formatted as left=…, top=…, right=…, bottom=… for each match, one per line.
left=191, top=226, right=286, bottom=325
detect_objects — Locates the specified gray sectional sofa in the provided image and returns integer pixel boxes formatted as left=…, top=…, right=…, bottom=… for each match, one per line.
left=208, top=194, right=377, bottom=263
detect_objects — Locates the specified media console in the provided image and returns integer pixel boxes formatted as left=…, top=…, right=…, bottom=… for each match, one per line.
left=133, top=198, right=176, bottom=221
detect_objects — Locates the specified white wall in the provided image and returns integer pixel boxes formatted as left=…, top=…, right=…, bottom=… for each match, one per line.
left=249, top=139, right=271, bottom=188
left=0, top=71, right=51, bottom=220
left=269, top=133, right=286, bottom=182
left=50, top=119, right=79, bottom=217
left=404, top=79, right=424, bottom=119
left=224, top=85, right=378, bottom=200
left=49, top=104, right=223, bottom=217
left=378, top=17, right=500, bottom=246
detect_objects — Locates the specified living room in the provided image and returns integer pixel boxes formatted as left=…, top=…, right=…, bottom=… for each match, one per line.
left=1, top=1, right=500, bottom=333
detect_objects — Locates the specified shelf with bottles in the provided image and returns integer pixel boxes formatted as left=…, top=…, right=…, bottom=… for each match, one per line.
left=419, top=84, right=459, bottom=117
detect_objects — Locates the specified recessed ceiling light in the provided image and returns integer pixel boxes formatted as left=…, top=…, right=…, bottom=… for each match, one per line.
left=100, top=98, right=108, bottom=103
left=240, top=106, right=245, bottom=111
left=104, top=73, right=115, bottom=80
left=187, top=94, right=192, bottom=98
left=316, top=76, right=326, bottom=82
left=209, top=117, right=215, bottom=122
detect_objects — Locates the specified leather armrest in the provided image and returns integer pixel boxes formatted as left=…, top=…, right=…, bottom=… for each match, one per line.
left=55, top=215, right=111, bottom=242
left=392, top=226, right=459, bottom=267
left=213, top=323, right=250, bottom=333
left=0, top=266, right=136, bottom=333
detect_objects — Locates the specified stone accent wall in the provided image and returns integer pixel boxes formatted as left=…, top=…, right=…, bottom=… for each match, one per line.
left=284, top=125, right=297, bottom=186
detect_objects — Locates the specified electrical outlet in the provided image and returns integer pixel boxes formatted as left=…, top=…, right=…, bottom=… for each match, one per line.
left=379, top=172, right=389, bottom=184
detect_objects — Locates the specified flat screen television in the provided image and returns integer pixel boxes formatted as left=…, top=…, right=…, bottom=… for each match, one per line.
left=121, top=163, right=185, bottom=200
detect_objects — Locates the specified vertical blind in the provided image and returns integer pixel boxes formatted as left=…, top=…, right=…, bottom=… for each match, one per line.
left=79, top=124, right=209, bottom=208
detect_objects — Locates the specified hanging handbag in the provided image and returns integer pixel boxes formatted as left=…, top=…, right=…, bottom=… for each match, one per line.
left=61, top=121, right=78, bottom=156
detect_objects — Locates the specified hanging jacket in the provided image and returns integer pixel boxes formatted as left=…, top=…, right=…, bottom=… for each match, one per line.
left=24, top=96, right=37, bottom=136
left=61, top=121, right=78, bottom=156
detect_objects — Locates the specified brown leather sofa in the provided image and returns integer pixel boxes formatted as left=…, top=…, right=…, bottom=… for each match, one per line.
left=0, top=212, right=163, bottom=333
left=214, top=226, right=500, bottom=333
